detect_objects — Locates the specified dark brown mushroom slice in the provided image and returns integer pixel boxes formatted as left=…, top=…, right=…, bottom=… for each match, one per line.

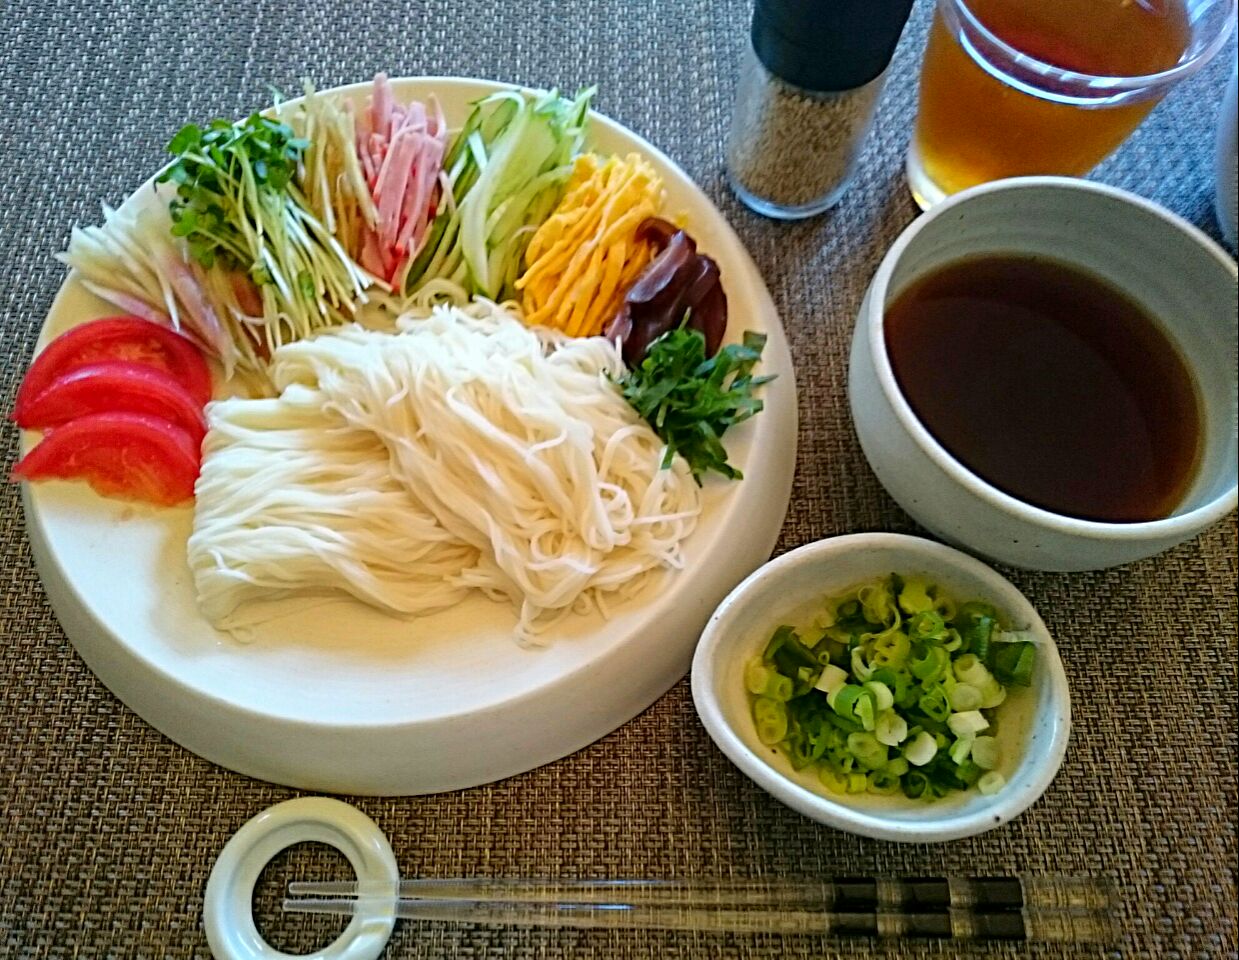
left=680, top=255, right=727, bottom=357
left=609, top=223, right=729, bottom=364
left=635, top=216, right=682, bottom=251
left=614, top=231, right=701, bottom=364
left=623, top=231, right=697, bottom=310
left=604, top=311, right=633, bottom=350
left=621, top=305, right=682, bottom=366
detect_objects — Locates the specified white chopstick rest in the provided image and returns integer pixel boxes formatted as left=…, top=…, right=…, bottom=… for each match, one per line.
left=205, top=797, right=400, bottom=960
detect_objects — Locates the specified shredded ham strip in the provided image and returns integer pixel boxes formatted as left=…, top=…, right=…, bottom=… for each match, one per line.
left=353, top=73, right=448, bottom=285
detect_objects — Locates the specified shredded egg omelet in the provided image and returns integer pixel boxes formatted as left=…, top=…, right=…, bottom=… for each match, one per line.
left=517, top=153, right=665, bottom=337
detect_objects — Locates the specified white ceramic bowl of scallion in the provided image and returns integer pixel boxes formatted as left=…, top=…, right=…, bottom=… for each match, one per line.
left=690, top=533, right=1071, bottom=843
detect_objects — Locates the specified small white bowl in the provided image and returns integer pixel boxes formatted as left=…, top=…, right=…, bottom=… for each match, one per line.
left=849, top=177, right=1238, bottom=571
left=690, top=533, right=1071, bottom=843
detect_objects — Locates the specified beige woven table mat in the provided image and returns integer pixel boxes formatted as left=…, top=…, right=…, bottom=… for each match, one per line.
left=2, top=0, right=1236, bottom=956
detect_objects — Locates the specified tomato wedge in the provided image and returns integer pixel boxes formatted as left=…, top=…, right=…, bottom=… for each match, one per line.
left=13, top=412, right=201, bottom=506
left=14, top=361, right=208, bottom=444
left=13, top=316, right=212, bottom=420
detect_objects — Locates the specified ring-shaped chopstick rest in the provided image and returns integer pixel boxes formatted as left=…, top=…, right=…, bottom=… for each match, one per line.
left=205, top=797, right=399, bottom=960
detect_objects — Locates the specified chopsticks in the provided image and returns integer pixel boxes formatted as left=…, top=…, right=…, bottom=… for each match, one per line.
left=283, top=876, right=1117, bottom=942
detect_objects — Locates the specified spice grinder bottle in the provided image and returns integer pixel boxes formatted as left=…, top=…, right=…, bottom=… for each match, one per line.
left=726, top=0, right=915, bottom=219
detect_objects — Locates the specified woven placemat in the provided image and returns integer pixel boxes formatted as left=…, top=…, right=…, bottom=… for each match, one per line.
left=2, top=1, right=1235, bottom=957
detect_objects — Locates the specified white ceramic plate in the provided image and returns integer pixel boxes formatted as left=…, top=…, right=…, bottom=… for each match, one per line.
left=22, top=77, right=798, bottom=795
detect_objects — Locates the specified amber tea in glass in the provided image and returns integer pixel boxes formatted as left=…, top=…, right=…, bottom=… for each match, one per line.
left=906, top=0, right=1237, bottom=208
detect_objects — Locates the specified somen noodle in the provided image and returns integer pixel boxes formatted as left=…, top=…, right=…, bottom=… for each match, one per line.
left=187, top=295, right=702, bottom=640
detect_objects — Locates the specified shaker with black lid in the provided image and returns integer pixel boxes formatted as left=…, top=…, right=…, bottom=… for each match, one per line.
left=726, top=0, right=915, bottom=219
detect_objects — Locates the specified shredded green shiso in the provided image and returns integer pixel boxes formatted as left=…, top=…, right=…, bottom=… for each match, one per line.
left=619, top=327, right=772, bottom=483
left=746, top=575, right=1036, bottom=800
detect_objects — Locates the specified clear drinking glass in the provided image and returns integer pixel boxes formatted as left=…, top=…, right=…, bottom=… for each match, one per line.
left=906, top=0, right=1238, bottom=209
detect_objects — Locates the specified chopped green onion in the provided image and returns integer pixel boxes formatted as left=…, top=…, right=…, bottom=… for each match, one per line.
left=847, top=731, right=888, bottom=771
left=952, top=654, right=992, bottom=687
left=957, top=601, right=997, bottom=658
left=909, top=610, right=947, bottom=641
left=745, top=660, right=782, bottom=697
left=814, top=637, right=845, bottom=666
left=910, top=645, right=949, bottom=682
left=866, top=770, right=902, bottom=795
left=903, top=770, right=930, bottom=799
left=762, top=625, right=789, bottom=660
left=854, top=691, right=877, bottom=732
left=990, top=641, right=1036, bottom=688
left=850, top=646, right=875, bottom=680
left=904, top=730, right=938, bottom=766
left=948, top=682, right=983, bottom=712
left=820, top=766, right=849, bottom=794
left=825, top=710, right=862, bottom=735
left=884, top=756, right=910, bottom=778
left=863, top=681, right=894, bottom=712
left=898, top=578, right=934, bottom=614
left=917, top=684, right=951, bottom=722
left=978, top=677, right=1007, bottom=709
left=977, top=771, right=1006, bottom=795
left=858, top=580, right=897, bottom=625
left=764, top=674, right=795, bottom=701
left=753, top=697, right=788, bottom=745
left=893, top=671, right=918, bottom=709
left=971, top=736, right=1000, bottom=771
left=829, top=684, right=863, bottom=718
left=814, top=663, right=849, bottom=696
left=874, top=710, right=909, bottom=747
left=767, top=626, right=817, bottom=672
left=846, top=772, right=869, bottom=794
left=745, top=575, right=1031, bottom=803
left=786, top=733, right=816, bottom=770
left=870, top=629, right=911, bottom=668
left=947, top=710, right=990, bottom=737
left=885, top=669, right=914, bottom=701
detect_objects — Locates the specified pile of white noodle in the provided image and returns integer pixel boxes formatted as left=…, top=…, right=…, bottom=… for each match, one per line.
left=187, top=295, right=702, bottom=641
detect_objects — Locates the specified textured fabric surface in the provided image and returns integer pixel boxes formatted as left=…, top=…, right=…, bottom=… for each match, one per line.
left=1, top=1, right=1236, bottom=957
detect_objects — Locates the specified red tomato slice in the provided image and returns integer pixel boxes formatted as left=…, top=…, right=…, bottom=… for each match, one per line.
left=12, top=412, right=201, bottom=507
left=14, top=361, right=208, bottom=444
left=13, top=316, right=213, bottom=420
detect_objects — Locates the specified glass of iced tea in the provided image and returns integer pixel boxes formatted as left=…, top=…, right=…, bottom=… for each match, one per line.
left=907, top=0, right=1237, bottom=208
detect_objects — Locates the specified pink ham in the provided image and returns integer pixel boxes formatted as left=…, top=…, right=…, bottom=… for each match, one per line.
left=353, top=74, right=448, bottom=284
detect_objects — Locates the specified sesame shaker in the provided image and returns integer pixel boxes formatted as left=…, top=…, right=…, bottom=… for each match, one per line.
left=726, top=0, right=914, bottom=219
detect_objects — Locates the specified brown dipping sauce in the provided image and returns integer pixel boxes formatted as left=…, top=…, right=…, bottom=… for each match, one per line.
left=883, top=254, right=1202, bottom=523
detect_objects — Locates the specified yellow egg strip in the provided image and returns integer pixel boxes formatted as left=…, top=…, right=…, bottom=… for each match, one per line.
left=521, top=158, right=607, bottom=276
left=527, top=165, right=623, bottom=286
left=517, top=152, right=665, bottom=338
